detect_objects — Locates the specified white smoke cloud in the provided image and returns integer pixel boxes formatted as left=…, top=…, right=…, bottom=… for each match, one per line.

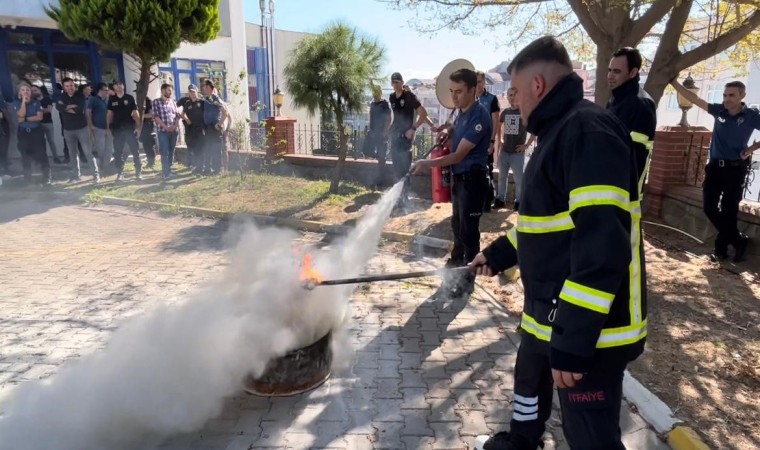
left=0, top=182, right=404, bottom=450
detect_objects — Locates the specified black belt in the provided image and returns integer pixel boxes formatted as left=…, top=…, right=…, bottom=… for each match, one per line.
left=453, top=170, right=488, bottom=182
left=18, top=126, right=38, bottom=133
left=711, top=159, right=746, bottom=168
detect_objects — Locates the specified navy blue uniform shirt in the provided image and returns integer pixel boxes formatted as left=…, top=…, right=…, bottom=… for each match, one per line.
left=707, top=103, right=760, bottom=160
left=12, top=99, right=42, bottom=129
left=451, top=102, right=492, bottom=174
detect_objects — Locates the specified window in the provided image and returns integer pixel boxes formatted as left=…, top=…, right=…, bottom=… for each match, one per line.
left=666, top=93, right=680, bottom=110
left=7, top=31, right=44, bottom=46
left=50, top=32, right=87, bottom=47
left=99, top=57, right=121, bottom=85
left=53, top=53, right=92, bottom=88
left=176, top=59, right=192, bottom=71
left=7, top=50, right=52, bottom=89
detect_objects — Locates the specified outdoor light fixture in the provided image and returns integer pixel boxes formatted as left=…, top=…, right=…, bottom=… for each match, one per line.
left=677, top=73, right=699, bottom=127
left=273, top=87, right=285, bottom=116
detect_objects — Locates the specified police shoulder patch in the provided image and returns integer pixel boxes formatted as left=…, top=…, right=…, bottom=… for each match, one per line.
left=475, top=123, right=483, bottom=132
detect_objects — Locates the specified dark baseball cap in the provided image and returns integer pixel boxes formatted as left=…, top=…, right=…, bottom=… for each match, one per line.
left=188, top=84, right=198, bottom=92
left=391, top=72, right=403, bottom=82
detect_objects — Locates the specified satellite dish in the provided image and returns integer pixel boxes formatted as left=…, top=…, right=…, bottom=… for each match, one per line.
left=435, top=58, right=475, bottom=110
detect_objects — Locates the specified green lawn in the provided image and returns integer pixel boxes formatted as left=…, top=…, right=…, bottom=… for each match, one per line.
left=29, top=162, right=369, bottom=217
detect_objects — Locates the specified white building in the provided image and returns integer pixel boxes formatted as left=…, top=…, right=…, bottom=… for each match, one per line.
left=0, top=0, right=315, bottom=157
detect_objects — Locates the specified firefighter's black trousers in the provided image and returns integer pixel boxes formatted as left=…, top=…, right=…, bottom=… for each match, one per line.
left=507, top=333, right=627, bottom=450
left=451, top=170, right=488, bottom=264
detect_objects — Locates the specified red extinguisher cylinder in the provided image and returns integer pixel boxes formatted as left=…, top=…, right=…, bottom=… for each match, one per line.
left=431, top=145, right=452, bottom=203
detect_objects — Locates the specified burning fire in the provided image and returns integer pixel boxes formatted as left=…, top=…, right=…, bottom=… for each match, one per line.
left=299, top=253, right=323, bottom=286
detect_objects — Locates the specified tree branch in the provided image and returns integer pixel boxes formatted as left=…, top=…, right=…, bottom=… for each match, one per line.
left=679, top=9, right=760, bottom=69
left=628, top=0, right=678, bottom=43
left=566, top=0, right=606, bottom=43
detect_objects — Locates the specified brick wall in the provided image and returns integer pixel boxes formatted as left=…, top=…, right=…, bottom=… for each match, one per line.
left=264, top=116, right=296, bottom=159
left=646, top=126, right=711, bottom=217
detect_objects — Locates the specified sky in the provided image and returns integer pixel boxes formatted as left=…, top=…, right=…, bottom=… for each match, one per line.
left=243, top=0, right=515, bottom=82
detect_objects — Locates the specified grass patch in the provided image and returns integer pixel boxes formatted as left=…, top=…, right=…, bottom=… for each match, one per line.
left=48, top=162, right=369, bottom=217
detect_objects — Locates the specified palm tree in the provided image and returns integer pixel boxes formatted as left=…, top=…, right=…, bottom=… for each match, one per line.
left=284, top=22, right=385, bottom=193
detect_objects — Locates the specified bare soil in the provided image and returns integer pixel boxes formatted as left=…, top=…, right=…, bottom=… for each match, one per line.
left=300, top=195, right=760, bottom=450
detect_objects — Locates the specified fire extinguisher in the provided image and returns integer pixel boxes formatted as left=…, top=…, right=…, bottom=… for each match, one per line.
left=431, top=144, right=452, bottom=203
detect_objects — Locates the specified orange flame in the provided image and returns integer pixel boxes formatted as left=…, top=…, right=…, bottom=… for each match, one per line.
left=299, top=253, right=323, bottom=285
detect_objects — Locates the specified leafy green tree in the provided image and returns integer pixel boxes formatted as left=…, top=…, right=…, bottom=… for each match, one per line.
left=284, top=22, right=385, bottom=193
left=386, top=0, right=760, bottom=104
left=46, top=0, right=221, bottom=114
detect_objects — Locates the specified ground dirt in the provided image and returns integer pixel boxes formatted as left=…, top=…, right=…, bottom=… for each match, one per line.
left=301, top=195, right=760, bottom=450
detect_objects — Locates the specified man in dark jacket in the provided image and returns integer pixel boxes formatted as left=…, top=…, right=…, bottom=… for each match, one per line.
left=607, top=47, right=657, bottom=195
left=470, top=36, right=646, bottom=450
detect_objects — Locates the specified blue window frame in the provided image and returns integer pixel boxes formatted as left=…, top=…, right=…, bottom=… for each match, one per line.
left=247, top=47, right=271, bottom=123
left=0, top=26, right=124, bottom=102
left=158, top=58, right=226, bottom=100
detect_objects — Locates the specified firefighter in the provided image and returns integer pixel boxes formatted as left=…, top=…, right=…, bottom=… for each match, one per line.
left=606, top=47, right=657, bottom=196
left=412, top=68, right=492, bottom=294
left=469, top=36, right=646, bottom=450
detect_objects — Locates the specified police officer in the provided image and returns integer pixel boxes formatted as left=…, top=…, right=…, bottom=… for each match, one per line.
left=12, top=82, right=51, bottom=186
left=412, top=68, right=491, bottom=292
left=469, top=36, right=646, bottom=450
left=389, top=72, right=430, bottom=204
left=366, top=84, right=391, bottom=186
left=201, top=79, right=228, bottom=175
left=606, top=47, right=657, bottom=196
left=107, top=80, right=142, bottom=181
left=475, top=70, right=501, bottom=212
left=178, top=84, right=205, bottom=173
left=672, top=79, right=760, bottom=262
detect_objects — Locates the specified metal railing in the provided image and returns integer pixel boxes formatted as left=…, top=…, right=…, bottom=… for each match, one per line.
left=291, top=124, right=437, bottom=160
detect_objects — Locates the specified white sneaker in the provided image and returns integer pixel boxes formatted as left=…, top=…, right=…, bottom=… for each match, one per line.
left=474, top=435, right=491, bottom=450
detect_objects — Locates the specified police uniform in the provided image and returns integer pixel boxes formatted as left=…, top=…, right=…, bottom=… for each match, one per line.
left=388, top=89, right=421, bottom=182
left=702, top=102, right=760, bottom=260
left=202, top=93, right=226, bottom=174
left=178, top=88, right=205, bottom=171
left=12, top=98, right=51, bottom=185
left=108, top=93, right=142, bottom=177
left=477, top=89, right=500, bottom=211
left=607, top=74, right=657, bottom=195
left=478, top=73, right=645, bottom=450
left=449, top=101, right=492, bottom=267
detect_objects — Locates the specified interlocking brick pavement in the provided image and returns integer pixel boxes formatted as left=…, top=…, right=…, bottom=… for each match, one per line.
left=0, top=197, right=668, bottom=449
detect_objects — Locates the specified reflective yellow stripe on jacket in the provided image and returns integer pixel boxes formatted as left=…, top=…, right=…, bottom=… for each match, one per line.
left=517, top=212, right=574, bottom=234
left=569, top=185, right=630, bottom=213
left=520, top=313, right=648, bottom=348
left=506, top=227, right=518, bottom=249
left=559, top=280, right=615, bottom=314
left=631, top=131, right=653, bottom=195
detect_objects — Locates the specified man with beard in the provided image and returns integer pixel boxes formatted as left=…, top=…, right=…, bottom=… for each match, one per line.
left=152, top=83, right=181, bottom=180
left=57, top=77, right=99, bottom=182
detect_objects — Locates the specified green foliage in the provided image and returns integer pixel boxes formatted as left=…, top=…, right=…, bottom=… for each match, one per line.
left=46, top=0, right=221, bottom=63
left=284, top=22, right=385, bottom=119
left=283, top=22, right=385, bottom=191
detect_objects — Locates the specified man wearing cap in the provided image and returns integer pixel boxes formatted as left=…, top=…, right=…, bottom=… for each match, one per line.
left=366, top=84, right=391, bottom=186
left=389, top=72, right=430, bottom=203
left=201, top=79, right=228, bottom=175
left=178, top=84, right=206, bottom=174
left=107, top=80, right=142, bottom=181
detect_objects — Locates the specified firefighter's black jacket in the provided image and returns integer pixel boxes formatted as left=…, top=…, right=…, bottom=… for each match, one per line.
left=482, top=73, right=647, bottom=373
left=607, top=75, right=657, bottom=192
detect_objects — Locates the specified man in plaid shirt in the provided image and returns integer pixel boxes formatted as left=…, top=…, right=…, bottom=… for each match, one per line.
left=152, top=83, right=180, bottom=180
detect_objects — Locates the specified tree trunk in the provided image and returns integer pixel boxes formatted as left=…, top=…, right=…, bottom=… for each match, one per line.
left=134, top=59, right=153, bottom=119
left=330, top=108, right=348, bottom=193
left=593, top=40, right=614, bottom=106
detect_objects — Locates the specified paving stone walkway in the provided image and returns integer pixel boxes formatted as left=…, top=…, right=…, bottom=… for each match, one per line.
left=0, top=197, right=668, bottom=449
